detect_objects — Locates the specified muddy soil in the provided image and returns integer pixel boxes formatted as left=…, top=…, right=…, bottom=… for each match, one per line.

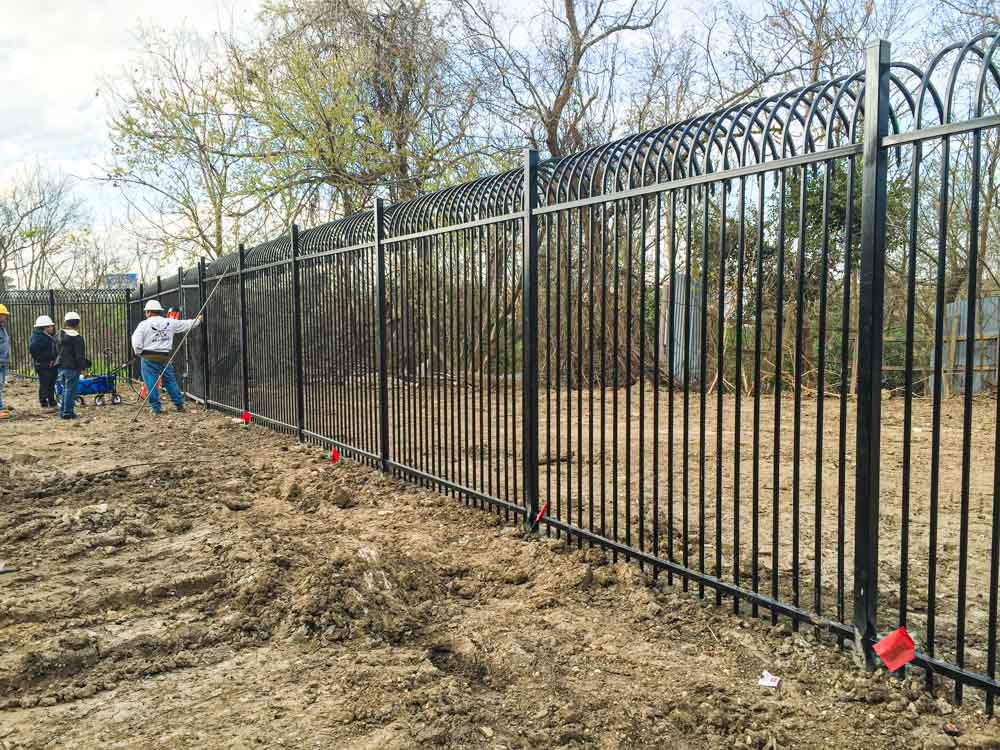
left=1, top=378, right=999, bottom=749
left=326, top=378, right=1000, bottom=676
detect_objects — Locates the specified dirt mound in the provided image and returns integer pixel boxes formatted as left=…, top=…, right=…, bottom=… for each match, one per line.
left=278, top=475, right=357, bottom=512
left=233, top=543, right=440, bottom=644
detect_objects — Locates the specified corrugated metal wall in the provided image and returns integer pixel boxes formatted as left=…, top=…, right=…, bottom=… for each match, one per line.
left=930, top=295, right=1000, bottom=395
left=658, top=271, right=703, bottom=384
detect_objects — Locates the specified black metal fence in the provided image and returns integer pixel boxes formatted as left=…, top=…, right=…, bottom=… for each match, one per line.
left=0, top=289, right=132, bottom=378
left=7, top=34, right=1000, bottom=710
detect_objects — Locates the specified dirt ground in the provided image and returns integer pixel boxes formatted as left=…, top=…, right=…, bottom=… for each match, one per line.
left=3, top=378, right=1000, bottom=749
left=300, top=375, right=1000, bottom=674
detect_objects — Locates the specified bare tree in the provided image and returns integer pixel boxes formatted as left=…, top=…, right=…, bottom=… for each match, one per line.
left=0, top=166, right=86, bottom=290
left=229, top=0, right=485, bottom=215
left=712, top=0, right=913, bottom=102
left=104, top=26, right=266, bottom=262
left=459, top=0, right=667, bottom=158
left=940, top=0, right=1000, bottom=29
left=624, top=31, right=707, bottom=132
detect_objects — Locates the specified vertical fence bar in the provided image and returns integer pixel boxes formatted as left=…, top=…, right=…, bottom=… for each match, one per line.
left=47, top=289, right=55, bottom=321
left=290, top=224, right=305, bottom=442
left=198, top=258, right=210, bottom=410
left=238, top=243, right=250, bottom=417
left=954, top=99, right=984, bottom=705
left=522, top=148, right=541, bottom=530
left=375, top=199, right=390, bottom=472
left=853, top=38, right=891, bottom=669
left=124, top=288, right=132, bottom=378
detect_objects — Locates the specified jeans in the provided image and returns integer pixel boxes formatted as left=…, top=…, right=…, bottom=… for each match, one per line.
left=59, top=368, right=80, bottom=417
left=35, top=366, right=57, bottom=407
left=141, top=358, right=183, bottom=412
left=0, top=365, right=5, bottom=410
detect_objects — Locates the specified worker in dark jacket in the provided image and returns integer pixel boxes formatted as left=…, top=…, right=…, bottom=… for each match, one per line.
left=29, top=315, right=59, bottom=409
left=55, top=311, right=90, bottom=420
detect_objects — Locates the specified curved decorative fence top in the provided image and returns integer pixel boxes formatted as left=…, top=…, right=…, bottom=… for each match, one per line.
left=181, top=32, right=1000, bottom=278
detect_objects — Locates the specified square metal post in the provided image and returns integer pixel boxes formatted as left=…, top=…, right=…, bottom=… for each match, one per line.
left=197, top=257, right=210, bottom=409
left=522, top=148, right=541, bottom=530
left=135, top=282, right=144, bottom=381
left=123, top=288, right=131, bottom=377
left=290, top=223, right=306, bottom=442
left=178, top=265, right=189, bottom=395
left=374, top=198, right=390, bottom=472
left=854, top=39, right=891, bottom=670
left=238, top=243, right=250, bottom=416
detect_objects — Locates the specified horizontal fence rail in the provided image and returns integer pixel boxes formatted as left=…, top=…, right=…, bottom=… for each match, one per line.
left=8, top=33, right=1000, bottom=712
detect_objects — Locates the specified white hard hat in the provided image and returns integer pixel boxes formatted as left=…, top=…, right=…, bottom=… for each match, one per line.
left=144, top=299, right=164, bottom=312
left=34, top=315, right=54, bottom=327
left=64, top=311, right=81, bottom=322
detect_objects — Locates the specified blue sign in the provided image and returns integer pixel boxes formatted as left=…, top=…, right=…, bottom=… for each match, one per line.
left=105, top=273, right=139, bottom=291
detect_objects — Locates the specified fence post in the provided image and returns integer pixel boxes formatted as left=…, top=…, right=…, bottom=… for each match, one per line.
left=854, top=39, right=891, bottom=670
left=198, top=257, right=210, bottom=410
left=135, top=283, right=144, bottom=382
left=156, top=276, right=162, bottom=298
left=178, top=265, right=188, bottom=394
left=47, top=289, right=55, bottom=321
left=238, top=243, right=250, bottom=417
left=124, top=288, right=131, bottom=377
left=290, top=223, right=305, bottom=442
left=375, top=198, right=390, bottom=472
left=522, top=147, right=541, bottom=531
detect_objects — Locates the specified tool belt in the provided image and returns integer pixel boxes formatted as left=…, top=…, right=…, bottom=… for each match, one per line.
left=141, top=351, right=170, bottom=365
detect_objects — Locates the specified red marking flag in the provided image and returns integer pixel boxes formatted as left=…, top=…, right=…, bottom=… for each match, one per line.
left=330, top=447, right=341, bottom=464
left=873, top=627, right=915, bottom=672
left=241, top=410, right=252, bottom=425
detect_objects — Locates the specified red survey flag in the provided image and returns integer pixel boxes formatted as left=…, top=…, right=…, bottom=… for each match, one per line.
left=330, top=447, right=341, bottom=464
left=241, top=410, right=252, bottom=425
left=873, top=627, right=915, bottom=672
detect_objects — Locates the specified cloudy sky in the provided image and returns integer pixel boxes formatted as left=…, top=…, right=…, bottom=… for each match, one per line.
left=0, top=0, right=262, bottom=227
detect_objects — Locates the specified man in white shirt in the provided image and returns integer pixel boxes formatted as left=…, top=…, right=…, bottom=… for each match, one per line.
left=131, top=300, right=203, bottom=414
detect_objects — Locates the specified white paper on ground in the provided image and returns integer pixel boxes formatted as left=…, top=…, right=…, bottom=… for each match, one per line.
left=758, top=671, right=781, bottom=688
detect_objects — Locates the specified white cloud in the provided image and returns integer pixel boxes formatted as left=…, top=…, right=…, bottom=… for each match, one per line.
left=0, top=0, right=261, bottom=223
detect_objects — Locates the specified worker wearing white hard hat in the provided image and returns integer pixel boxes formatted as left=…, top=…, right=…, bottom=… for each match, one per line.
left=29, top=314, right=59, bottom=409
left=55, top=311, right=90, bottom=420
left=0, top=303, right=9, bottom=419
left=131, top=299, right=203, bottom=414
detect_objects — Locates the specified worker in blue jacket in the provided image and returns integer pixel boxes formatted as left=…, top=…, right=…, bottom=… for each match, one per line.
left=29, top=315, right=59, bottom=409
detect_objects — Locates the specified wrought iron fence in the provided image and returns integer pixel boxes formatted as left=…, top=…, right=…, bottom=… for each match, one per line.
left=0, top=289, right=132, bottom=378
left=6, top=33, right=1000, bottom=711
